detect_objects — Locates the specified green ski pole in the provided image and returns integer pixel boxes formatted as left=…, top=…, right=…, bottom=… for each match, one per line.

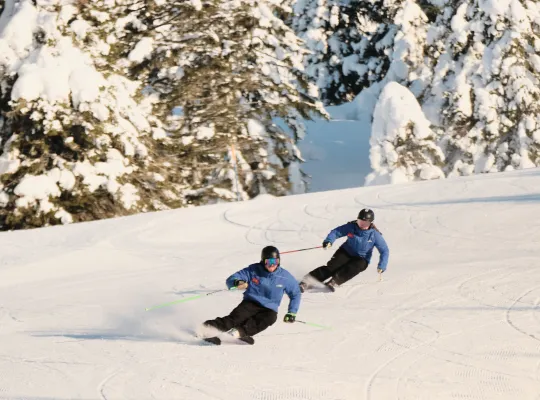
left=296, top=320, right=332, bottom=330
left=145, top=287, right=237, bottom=311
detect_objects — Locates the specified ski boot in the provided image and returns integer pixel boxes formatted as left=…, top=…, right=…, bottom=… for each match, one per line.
left=227, top=328, right=255, bottom=345
left=325, top=279, right=338, bottom=292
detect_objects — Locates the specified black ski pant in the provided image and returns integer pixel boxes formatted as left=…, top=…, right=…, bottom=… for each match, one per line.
left=203, top=300, right=277, bottom=337
left=308, top=247, right=368, bottom=285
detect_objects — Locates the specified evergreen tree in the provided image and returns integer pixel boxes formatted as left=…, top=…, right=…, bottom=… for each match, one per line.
left=292, top=0, right=430, bottom=105
left=366, top=81, right=445, bottom=185
left=422, top=0, right=540, bottom=176
left=0, top=0, right=178, bottom=229
left=292, top=0, right=346, bottom=104
left=131, top=0, right=326, bottom=204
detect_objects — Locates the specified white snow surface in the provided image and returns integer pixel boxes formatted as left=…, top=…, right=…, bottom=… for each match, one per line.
left=371, top=82, right=432, bottom=142
left=128, top=37, right=154, bottom=63
left=0, top=168, right=539, bottom=399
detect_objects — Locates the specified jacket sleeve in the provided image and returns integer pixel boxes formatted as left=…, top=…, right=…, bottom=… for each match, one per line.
left=375, top=232, right=389, bottom=271
left=225, top=266, right=252, bottom=289
left=365, top=247, right=374, bottom=264
left=285, top=275, right=301, bottom=314
left=325, top=222, right=352, bottom=244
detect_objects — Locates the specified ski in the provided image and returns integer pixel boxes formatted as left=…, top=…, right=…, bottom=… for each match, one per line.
left=298, top=282, right=335, bottom=293
left=203, top=336, right=221, bottom=345
left=200, top=335, right=254, bottom=345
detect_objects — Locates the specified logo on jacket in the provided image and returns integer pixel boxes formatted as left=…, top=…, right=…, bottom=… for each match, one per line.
left=276, top=284, right=283, bottom=288
left=347, top=233, right=354, bottom=238
left=251, top=277, right=260, bottom=285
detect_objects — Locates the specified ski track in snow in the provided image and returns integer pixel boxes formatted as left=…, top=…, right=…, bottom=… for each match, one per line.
left=366, top=273, right=472, bottom=399
left=505, top=286, right=540, bottom=343
left=1, top=170, right=540, bottom=398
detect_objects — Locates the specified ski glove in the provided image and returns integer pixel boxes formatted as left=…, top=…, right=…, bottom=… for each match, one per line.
left=322, top=241, right=332, bottom=250
left=234, top=280, right=248, bottom=290
left=377, top=268, right=385, bottom=274
left=283, top=313, right=296, bottom=323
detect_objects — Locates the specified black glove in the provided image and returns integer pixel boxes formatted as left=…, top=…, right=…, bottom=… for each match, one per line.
left=234, top=280, right=248, bottom=290
left=322, top=241, right=332, bottom=250
left=283, top=313, right=296, bottom=323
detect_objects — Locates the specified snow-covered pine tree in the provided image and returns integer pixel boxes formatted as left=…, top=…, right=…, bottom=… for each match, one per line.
left=292, top=0, right=391, bottom=105
left=0, top=0, right=177, bottom=230
left=349, top=0, right=431, bottom=120
left=384, top=0, right=431, bottom=95
left=291, top=0, right=348, bottom=104
left=365, top=81, right=445, bottom=185
left=130, top=0, right=325, bottom=204
left=292, top=0, right=430, bottom=105
left=422, top=0, right=540, bottom=176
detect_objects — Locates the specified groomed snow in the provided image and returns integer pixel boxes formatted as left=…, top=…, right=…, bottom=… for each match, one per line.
left=0, top=168, right=539, bottom=399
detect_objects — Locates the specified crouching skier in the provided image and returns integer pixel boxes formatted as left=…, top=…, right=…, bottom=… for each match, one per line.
left=200, top=246, right=301, bottom=345
left=299, top=208, right=389, bottom=293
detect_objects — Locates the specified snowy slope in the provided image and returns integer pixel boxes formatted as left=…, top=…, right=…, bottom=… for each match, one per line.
left=1, top=168, right=540, bottom=399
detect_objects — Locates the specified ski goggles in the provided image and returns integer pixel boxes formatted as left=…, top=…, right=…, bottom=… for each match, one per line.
left=264, top=258, right=279, bottom=267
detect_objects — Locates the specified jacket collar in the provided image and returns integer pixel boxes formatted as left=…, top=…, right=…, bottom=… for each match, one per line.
left=354, top=224, right=374, bottom=234
left=258, top=262, right=280, bottom=276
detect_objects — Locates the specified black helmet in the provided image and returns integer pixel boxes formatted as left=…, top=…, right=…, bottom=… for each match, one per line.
left=358, top=208, right=375, bottom=222
left=261, top=245, right=280, bottom=261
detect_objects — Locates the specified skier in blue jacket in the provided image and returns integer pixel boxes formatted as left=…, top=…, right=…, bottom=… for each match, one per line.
left=201, top=246, right=301, bottom=344
left=299, top=208, right=389, bottom=292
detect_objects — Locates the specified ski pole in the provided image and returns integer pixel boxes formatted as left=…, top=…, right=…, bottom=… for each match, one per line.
left=281, top=246, right=322, bottom=255
left=296, top=320, right=332, bottom=330
left=145, top=287, right=238, bottom=311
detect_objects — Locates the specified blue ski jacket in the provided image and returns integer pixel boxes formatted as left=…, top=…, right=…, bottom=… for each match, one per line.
left=325, top=221, right=390, bottom=271
left=226, top=263, right=301, bottom=314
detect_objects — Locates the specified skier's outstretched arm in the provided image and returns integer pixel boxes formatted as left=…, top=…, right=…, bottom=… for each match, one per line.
left=286, top=280, right=301, bottom=311
left=225, top=266, right=252, bottom=289
left=375, top=233, right=389, bottom=272
left=325, top=223, right=352, bottom=244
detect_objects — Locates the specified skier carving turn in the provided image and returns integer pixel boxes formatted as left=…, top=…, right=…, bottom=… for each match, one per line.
left=299, top=208, right=389, bottom=292
left=200, top=246, right=301, bottom=345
